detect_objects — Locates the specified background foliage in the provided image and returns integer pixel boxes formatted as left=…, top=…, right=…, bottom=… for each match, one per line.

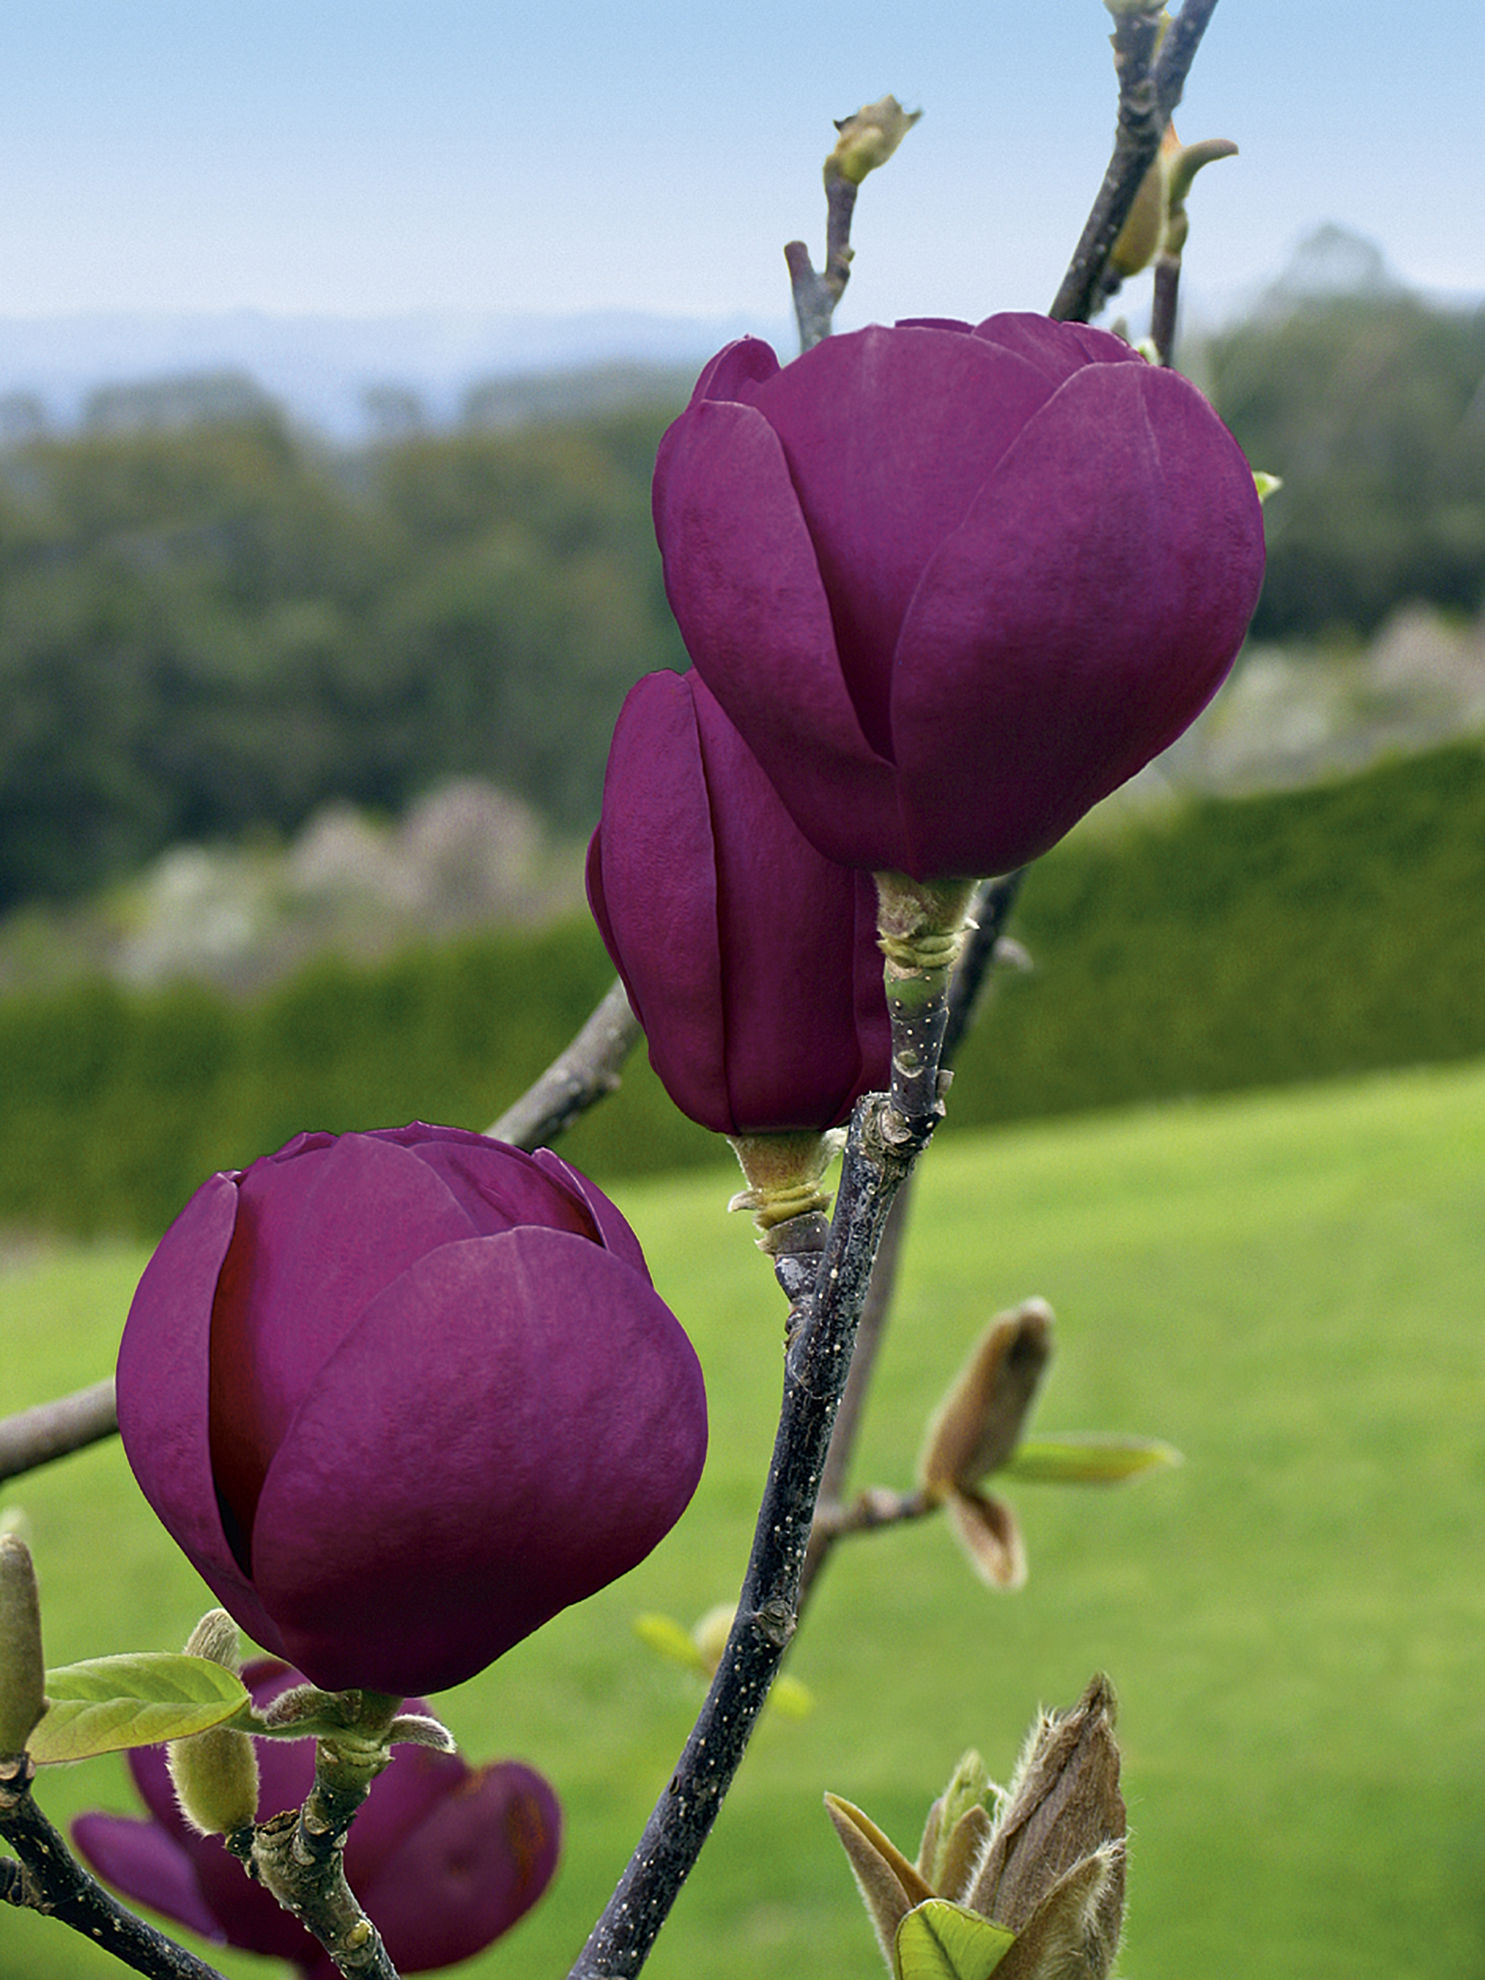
left=3, top=267, right=1484, bottom=910
left=1, top=736, right=1482, bottom=1240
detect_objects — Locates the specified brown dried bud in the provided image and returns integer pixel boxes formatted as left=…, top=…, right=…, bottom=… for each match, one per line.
left=919, top=1301, right=1053, bottom=1493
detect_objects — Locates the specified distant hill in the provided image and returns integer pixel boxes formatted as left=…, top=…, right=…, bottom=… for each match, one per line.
left=0, top=308, right=788, bottom=438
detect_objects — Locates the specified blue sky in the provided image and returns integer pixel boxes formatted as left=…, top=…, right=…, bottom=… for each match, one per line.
left=1, top=1, right=1480, bottom=333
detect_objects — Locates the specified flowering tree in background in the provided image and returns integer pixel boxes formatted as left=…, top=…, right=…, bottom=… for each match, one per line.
left=0, top=4, right=1266, bottom=1976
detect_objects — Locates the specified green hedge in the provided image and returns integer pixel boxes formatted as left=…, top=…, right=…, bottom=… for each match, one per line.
left=3, top=741, right=1484, bottom=1239
left=948, top=740, right=1485, bottom=1129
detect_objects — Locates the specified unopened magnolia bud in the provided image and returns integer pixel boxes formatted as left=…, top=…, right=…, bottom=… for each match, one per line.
left=182, top=1609, right=242, bottom=1671
left=920, top=1303, right=1053, bottom=1493
left=968, top=1674, right=1125, bottom=1935
left=827, top=95, right=921, bottom=186
left=1108, top=126, right=1178, bottom=279
left=0, top=1532, right=46, bottom=1755
left=167, top=1723, right=260, bottom=1837
left=828, top=1679, right=1127, bottom=1980
left=917, top=1750, right=995, bottom=1900
left=167, top=1610, right=257, bottom=1835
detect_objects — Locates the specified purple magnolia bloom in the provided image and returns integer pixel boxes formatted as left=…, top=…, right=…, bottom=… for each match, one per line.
left=654, top=312, right=1265, bottom=880
left=587, top=668, right=891, bottom=1136
left=73, top=1660, right=561, bottom=1977
left=117, top=1124, right=707, bottom=1698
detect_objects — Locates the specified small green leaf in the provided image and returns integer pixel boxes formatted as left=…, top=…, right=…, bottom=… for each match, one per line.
left=894, top=1900, right=1016, bottom=1980
left=633, top=1613, right=710, bottom=1675
left=1002, top=1435, right=1182, bottom=1486
left=770, top=1675, right=814, bottom=1719
left=30, top=1653, right=250, bottom=1764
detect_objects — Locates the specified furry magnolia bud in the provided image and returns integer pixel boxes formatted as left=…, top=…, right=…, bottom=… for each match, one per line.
left=827, top=1677, right=1127, bottom=1980
left=166, top=1611, right=258, bottom=1837
left=0, top=1532, right=46, bottom=1755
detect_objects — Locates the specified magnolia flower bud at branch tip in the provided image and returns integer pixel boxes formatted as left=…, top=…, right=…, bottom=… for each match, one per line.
left=826, top=1676, right=1126, bottom=1979
left=0, top=1531, right=46, bottom=1756
left=827, top=95, right=921, bottom=186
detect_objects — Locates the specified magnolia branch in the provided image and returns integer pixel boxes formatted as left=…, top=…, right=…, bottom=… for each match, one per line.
left=0, top=1757, right=228, bottom=1980
left=785, top=170, right=859, bottom=352
left=800, top=869, right=1027, bottom=1604
left=0, top=1377, right=117, bottom=1486
left=569, top=1065, right=941, bottom=1978
left=1049, top=0, right=1222, bottom=325
left=488, top=974, right=640, bottom=1149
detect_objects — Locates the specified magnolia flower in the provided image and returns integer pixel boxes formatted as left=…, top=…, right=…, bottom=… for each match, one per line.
left=654, top=312, right=1264, bottom=881
left=588, top=667, right=890, bottom=1138
left=117, top=1124, right=707, bottom=1697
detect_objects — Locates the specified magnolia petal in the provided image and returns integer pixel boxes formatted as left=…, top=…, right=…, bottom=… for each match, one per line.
left=529, top=1147, right=653, bottom=1281
left=250, top=1228, right=706, bottom=1695
left=587, top=671, right=730, bottom=1130
left=970, top=313, right=1139, bottom=384
left=654, top=390, right=903, bottom=869
left=891, top=358, right=1263, bottom=878
left=355, top=1757, right=561, bottom=1969
left=116, top=1171, right=284, bottom=1660
left=745, top=324, right=1063, bottom=761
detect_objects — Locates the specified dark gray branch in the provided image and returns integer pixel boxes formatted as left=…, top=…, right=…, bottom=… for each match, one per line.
left=0, top=1757, right=228, bottom=1980
left=0, top=1378, right=117, bottom=1485
left=1049, top=0, right=1222, bottom=325
left=487, top=975, right=640, bottom=1150
left=800, top=869, right=1027, bottom=1605
left=568, top=1088, right=933, bottom=1979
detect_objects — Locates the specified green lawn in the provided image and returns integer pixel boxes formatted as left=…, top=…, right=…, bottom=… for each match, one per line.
left=2, top=1058, right=1482, bottom=1980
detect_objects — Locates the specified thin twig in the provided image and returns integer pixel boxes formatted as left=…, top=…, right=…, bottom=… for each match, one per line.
left=1149, top=253, right=1182, bottom=366
left=1049, top=0, right=1222, bottom=325
left=785, top=169, right=860, bottom=352
left=811, top=1484, right=934, bottom=1545
left=1153, top=0, right=1222, bottom=121
left=567, top=1092, right=932, bottom=1979
left=487, top=975, right=640, bottom=1150
left=0, top=1756, right=228, bottom=1980
left=0, top=1377, right=117, bottom=1485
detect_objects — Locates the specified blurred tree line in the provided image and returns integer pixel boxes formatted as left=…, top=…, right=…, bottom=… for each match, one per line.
left=1206, top=257, right=1485, bottom=642
left=0, top=382, right=688, bottom=908
left=2, top=257, right=1483, bottom=911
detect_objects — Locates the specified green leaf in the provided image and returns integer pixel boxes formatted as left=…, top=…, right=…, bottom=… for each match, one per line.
left=1002, top=1435, right=1182, bottom=1486
left=770, top=1674, right=814, bottom=1719
left=29, top=1653, right=251, bottom=1764
left=894, top=1900, right=1016, bottom=1980
left=633, top=1613, right=710, bottom=1675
